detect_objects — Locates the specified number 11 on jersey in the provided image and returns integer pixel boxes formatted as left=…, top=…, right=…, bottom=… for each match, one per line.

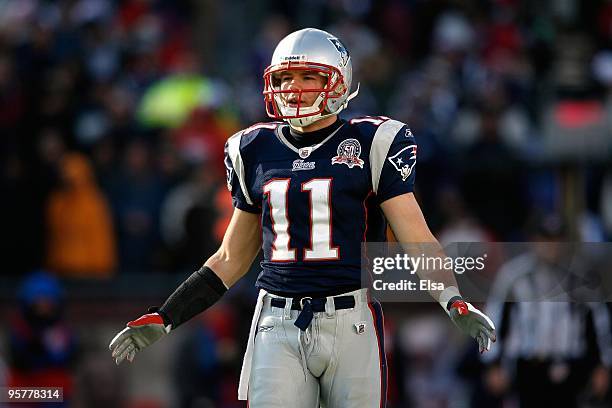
left=263, top=178, right=339, bottom=262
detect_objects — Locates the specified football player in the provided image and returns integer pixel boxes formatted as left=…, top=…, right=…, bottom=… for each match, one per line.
left=109, top=28, right=496, bottom=407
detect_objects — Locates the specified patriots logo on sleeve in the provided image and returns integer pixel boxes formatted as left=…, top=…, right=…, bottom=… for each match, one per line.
left=223, top=154, right=234, bottom=192
left=387, top=144, right=417, bottom=181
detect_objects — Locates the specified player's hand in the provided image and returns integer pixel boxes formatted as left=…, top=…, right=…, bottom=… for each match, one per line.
left=448, top=300, right=496, bottom=353
left=109, top=312, right=170, bottom=365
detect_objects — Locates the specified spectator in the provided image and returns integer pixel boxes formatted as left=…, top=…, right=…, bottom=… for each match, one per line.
left=436, top=186, right=493, bottom=245
left=7, top=271, right=77, bottom=406
left=173, top=304, right=241, bottom=408
left=460, top=107, right=528, bottom=240
left=110, top=138, right=164, bottom=272
left=159, top=162, right=222, bottom=270
left=45, top=152, right=116, bottom=278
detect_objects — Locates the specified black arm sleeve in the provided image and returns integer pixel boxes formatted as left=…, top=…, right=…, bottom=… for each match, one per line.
left=155, top=266, right=227, bottom=329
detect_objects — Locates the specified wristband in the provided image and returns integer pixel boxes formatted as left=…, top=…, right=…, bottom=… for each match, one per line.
left=438, top=286, right=462, bottom=312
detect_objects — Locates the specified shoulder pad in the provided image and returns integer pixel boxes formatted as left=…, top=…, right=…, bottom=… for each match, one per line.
left=227, top=121, right=282, bottom=156
left=240, top=122, right=282, bottom=141
left=366, top=118, right=409, bottom=193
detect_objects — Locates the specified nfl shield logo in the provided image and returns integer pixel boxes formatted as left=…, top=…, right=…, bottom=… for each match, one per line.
left=299, top=147, right=312, bottom=158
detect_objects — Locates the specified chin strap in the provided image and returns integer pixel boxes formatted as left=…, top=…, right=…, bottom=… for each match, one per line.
left=344, top=82, right=360, bottom=107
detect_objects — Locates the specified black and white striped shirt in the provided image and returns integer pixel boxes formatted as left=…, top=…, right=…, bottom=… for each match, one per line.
left=482, top=253, right=612, bottom=366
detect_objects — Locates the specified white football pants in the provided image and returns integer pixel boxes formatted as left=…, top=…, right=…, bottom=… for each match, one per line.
left=243, top=289, right=387, bottom=408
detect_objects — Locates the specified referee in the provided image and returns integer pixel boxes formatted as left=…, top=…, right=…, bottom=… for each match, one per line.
left=482, top=217, right=612, bottom=407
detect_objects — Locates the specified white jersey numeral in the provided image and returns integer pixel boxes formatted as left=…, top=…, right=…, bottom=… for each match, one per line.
left=264, top=178, right=338, bottom=261
left=263, top=179, right=296, bottom=261
left=302, top=178, right=338, bottom=260
left=348, top=116, right=389, bottom=126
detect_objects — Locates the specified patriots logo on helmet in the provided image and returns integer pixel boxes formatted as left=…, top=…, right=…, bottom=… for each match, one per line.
left=387, top=145, right=417, bottom=181
left=328, top=38, right=349, bottom=67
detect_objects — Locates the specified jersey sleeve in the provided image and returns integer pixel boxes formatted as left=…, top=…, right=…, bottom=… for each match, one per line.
left=224, top=134, right=261, bottom=214
left=369, top=121, right=417, bottom=204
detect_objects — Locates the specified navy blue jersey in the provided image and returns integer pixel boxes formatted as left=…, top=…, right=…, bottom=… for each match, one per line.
left=223, top=116, right=417, bottom=295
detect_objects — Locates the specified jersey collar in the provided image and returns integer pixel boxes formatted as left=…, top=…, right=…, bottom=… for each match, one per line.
left=275, top=122, right=345, bottom=157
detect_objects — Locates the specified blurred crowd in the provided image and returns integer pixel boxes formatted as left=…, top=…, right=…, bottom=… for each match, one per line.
left=2, top=0, right=612, bottom=276
left=1, top=0, right=612, bottom=407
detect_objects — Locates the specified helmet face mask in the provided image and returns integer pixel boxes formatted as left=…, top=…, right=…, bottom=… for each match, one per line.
left=262, top=28, right=358, bottom=128
left=263, top=62, right=344, bottom=124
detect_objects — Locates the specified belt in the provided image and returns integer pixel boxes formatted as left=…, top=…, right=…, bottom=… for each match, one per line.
left=270, top=295, right=356, bottom=331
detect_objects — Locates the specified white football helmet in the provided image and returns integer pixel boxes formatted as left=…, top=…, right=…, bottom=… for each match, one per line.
left=263, top=28, right=359, bottom=128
